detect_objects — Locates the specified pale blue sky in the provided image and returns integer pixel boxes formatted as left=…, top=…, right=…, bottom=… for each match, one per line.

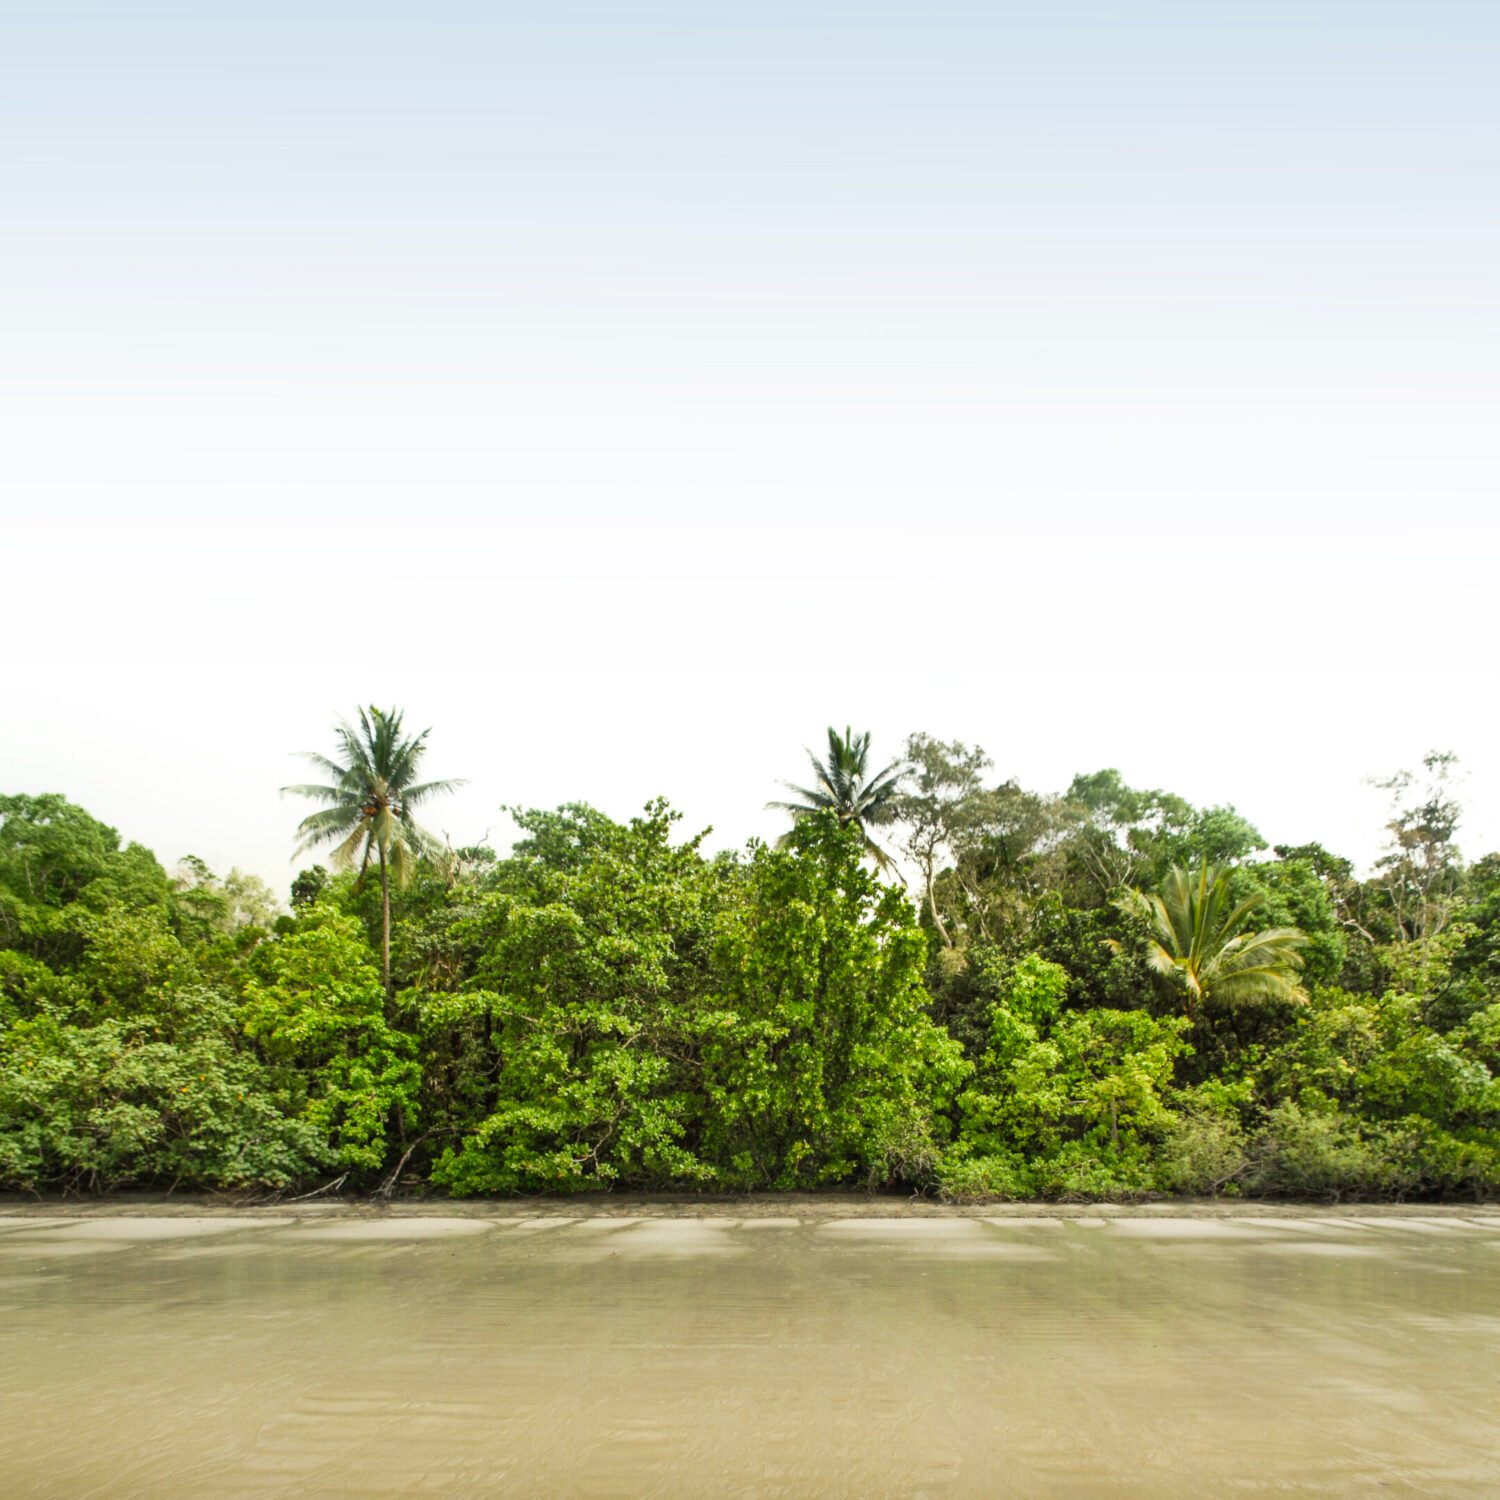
left=3, top=4, right=1497, bottom=889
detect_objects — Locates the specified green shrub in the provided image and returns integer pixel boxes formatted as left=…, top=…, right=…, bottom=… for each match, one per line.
left=243, top=908, right=421, bottom=1174
left=1247, top=1103, right=1409, bottom=1200
left=1157, top=1109, right=1251, bottom=1195
left=0, top=1016, right=327, bottom=1192
left=935, top=1153, right=1033, bottom=1203
left=1025, top=1144, right=1158, bottom=1200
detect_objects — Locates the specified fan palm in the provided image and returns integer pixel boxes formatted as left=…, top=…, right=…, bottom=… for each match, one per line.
left=283, top=706, right=465, bottom=995
left=1114, top=863, right=1306, bottom=1018
left=769, top=726, right=906, bottom=869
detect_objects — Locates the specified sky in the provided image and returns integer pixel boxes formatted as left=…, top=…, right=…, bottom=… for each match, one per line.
left=2, top=3, right=1498, bottom=896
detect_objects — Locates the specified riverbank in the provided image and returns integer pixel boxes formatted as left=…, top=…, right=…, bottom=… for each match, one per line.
left=3, top=1191, right=1497, bottom=1223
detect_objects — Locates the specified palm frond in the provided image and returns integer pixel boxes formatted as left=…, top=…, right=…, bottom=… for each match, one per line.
left=771, top=726, right=907, bottom=875
left=290, top=806, right=365, bottom=859
left=285, top=705, right=458, bottom=885
left=1214, top=927, right=1307, bottom=976
left=330, top=821, right=372, bottom=871
left=280, top=782, right=349, bottom=805
left=1116, top=862, right=1307, bottom=1015
left=861, top=830, right=899, bottom=872
left=399, top=813, right=448, bottom=862
left=401, top=778, right=468, bottom=806
left=802, top=748, right=840, bottom=798
left=1141, top=941, right=1181, bottom=981
left=291, top=751, right=355, bottom=782
left=769, top=785, right=836, bottom=815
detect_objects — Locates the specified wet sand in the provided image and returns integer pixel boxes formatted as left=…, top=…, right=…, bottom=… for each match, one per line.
left=3, top=1204, right=1498, bottom=1496
left=5, top=1191, right=1498, bottom=1221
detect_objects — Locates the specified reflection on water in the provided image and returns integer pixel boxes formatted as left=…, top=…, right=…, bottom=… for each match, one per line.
left=3, top=1211, right=1499, bottom=1497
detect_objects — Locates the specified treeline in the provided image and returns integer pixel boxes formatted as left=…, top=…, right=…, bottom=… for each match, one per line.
left=2, top=727, right=1497, bottom=1201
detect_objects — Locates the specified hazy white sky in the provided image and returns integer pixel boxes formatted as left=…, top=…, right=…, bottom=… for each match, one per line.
left=3, top=3, right=1497, bottom=894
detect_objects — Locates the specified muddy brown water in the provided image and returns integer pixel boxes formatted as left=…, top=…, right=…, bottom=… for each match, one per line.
left=2, top=1209, right=1498, bottom=1497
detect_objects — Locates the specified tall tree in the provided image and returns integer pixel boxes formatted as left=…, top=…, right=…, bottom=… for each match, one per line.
left=1367, top=752, right=1466, bottom=943
left=283, top=706, right=464, bottom=995
left=1059, top=771, right=1263, bottom=906
left=893, top=735, right=992, bottom=947
left=769, top=726, right=906, bottom=870
left=1114, top=862, right=1307, bottom=1018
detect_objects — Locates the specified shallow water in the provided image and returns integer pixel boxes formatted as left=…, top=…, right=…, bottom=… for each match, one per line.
left=3, top=1211, right=1499, bottom=1497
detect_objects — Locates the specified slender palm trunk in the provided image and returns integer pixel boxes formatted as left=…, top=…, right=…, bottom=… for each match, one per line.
left=378, top=843, right=392, bottom=998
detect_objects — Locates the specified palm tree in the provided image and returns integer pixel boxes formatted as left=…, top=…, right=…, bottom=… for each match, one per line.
left=769, top=726, right=906, bottom=869
left=283, top=706, right=465, bottom=995
left=1114, top=862, right=1306, bottom=1018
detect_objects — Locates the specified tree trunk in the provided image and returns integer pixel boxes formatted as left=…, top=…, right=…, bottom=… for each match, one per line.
left=378, top=844, right=392, bottom=998
left=925, top=861, right=952, bottom=948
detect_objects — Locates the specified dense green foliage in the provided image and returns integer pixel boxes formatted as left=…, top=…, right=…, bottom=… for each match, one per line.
left=3, top=735, right=1499, bottom=1202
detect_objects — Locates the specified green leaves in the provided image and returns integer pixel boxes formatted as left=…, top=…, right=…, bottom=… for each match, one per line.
left=416, top=809, right=965, bottom=1195
left=701, top=816, right=967, bottom=1190
left=0, top=795, right=173, bottom=967
left=1116, top=863, right=1307, bottom=1015
left=0, top=1011, right=328, bottom=1192
left=944, top=955, right=1191, bottom=1200
left=242, top=910, right=420, bottom=1172
left=426, top=803, right=728, bottom=1193
left=5, top=774, right=1500, bottom=1203
left=284, top=705, right=463, bottom=875
left=769, top=726, right=907, bottom=869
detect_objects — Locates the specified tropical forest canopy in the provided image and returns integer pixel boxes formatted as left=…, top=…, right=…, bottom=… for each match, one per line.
left=3, top=713, right=1498, bottom=1202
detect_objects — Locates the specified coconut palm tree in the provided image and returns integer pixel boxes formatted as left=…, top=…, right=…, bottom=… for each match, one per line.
left=1114, top=862, right=1306, bottom=1018
left=769, top=726, right=906, bottom=869
left=283, top=706, right=465, bottom=995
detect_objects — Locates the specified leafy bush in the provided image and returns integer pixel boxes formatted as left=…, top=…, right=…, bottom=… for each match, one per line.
left=1156, top=1109, right=1251, bottom=1195
left=1246, top=1103, right=1411, bottom=1200
left=935, top=1153, right=1032, bottom=1203
left=947, top=955, right=1188, bottom=1198
left=244, top=909, right=421, bottom=1174
left=0, top=1015, right=326, bottom=1192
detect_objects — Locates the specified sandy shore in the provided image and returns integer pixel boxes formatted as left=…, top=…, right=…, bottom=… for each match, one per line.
left=2, top=1192, right=1496, bottom=1223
